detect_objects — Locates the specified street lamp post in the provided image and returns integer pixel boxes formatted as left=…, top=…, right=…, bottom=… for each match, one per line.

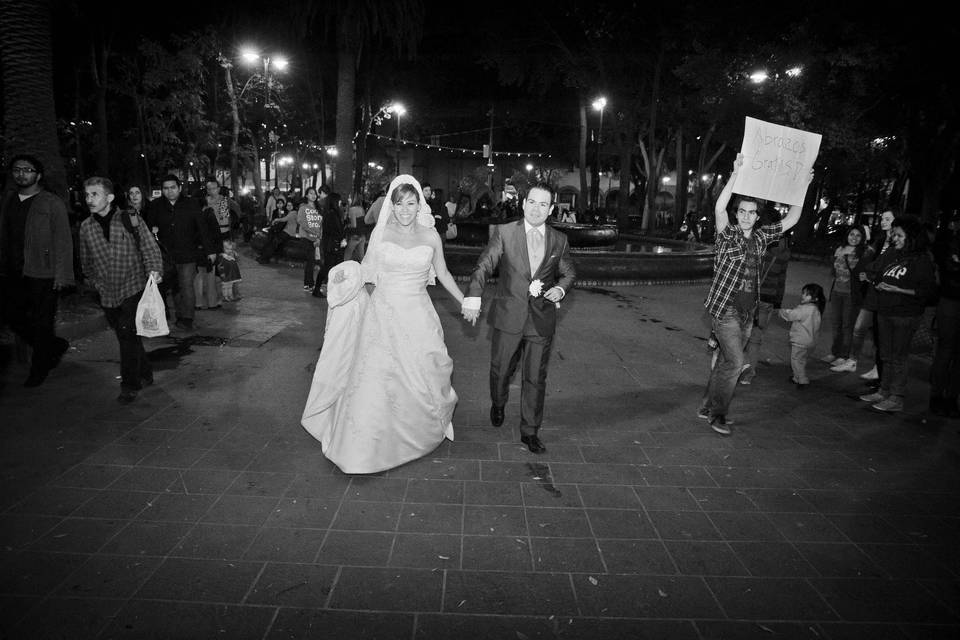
left=241, top=49, right=288, bottom=190
left=591, top=96, right=607, bottom=210
left=389, top=103, right=406, bottom=176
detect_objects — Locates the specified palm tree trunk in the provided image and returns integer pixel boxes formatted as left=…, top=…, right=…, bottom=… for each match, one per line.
left=222, top=61, right=242, bottom=197
left=0, top=0, right=68, bottom=196
left=577, top=97, right=588, bottom=214
left=333, top=47, right=357, bottom=198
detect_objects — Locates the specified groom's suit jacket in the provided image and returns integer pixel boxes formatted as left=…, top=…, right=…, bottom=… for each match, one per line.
left=467, top=220, right=576, bottom=336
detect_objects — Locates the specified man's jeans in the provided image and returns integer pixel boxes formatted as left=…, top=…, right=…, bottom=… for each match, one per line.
left=931, top=297, right=960, bottom=400
left=877, top=314, right=922, bottom=398
left=103, top=293, right=152, bottom=393
left=1, top=274, right=63, bottom=375
left=742, top=301, right=773, bottom=381
left=704, top=307, right=753, bottom=417
left=175, top=262, right=196, bottom=321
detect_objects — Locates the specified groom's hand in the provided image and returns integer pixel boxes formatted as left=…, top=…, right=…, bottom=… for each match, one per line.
left=462, top=307, right=479, bottom=325
left=543, top=287, right=564, bottom=303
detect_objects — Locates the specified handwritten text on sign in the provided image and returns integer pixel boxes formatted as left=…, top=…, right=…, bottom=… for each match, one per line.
left=731, top=117, right=821, bottom=206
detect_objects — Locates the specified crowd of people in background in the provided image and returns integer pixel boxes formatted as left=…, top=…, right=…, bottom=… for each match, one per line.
left=1, top=152, right=958, bottom=418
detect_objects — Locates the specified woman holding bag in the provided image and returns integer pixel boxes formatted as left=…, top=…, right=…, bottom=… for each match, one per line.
left=78, top=177, right=163, bottom=405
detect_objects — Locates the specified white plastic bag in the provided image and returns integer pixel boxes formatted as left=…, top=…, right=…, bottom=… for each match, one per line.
left=136, top=274, right=169, bottom=337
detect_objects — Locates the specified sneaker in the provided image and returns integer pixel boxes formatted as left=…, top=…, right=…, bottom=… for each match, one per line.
left=709, top=415, right=732, bottom=436
left=303, top=285, right=313, bottom=291
left=738, top=363, right=754, bottom=385
left=860, top=366, right=879, bottom=380
left=117, top=390, right=138, bottom=405
left=830, top=358, right=857, bottom=372
left=697, top=407, right=710, bottom=420
left=820, top=353, right=838, bottom=363
left=859, top=391, right=885, bottom=403
left=872, top=397, right=903, bottom=412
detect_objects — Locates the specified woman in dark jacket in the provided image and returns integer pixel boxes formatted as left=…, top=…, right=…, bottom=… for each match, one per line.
left=860, top=217, right=937, bottom=413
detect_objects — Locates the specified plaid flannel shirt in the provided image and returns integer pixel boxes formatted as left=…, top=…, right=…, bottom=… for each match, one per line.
left=704, top=222, right=784, bottom=318
left=79, top=208, right=163, bottom=308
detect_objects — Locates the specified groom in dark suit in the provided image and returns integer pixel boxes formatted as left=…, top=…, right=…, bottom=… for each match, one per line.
left=462, top=183, right=576, bottom=453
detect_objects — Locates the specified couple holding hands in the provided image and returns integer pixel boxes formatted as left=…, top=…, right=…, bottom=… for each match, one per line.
left=301, top=175, right=576, bottom=474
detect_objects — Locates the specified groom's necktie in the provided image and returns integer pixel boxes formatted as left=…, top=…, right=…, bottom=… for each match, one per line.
left=527, top=227, right=544, bottom=274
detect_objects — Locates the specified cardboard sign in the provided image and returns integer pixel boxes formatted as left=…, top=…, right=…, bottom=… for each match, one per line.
left=731, top=117, right=821, bottom=206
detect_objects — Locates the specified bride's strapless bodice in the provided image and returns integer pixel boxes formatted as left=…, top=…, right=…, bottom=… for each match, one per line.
left=375, top=242, right=435, bottom=291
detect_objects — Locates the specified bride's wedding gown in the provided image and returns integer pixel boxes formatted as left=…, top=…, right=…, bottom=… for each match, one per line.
left=301, top=242, right=457, bottom=474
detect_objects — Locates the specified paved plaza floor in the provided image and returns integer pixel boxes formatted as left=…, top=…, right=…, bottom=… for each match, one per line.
left=1, top=248, right=958, bottom=639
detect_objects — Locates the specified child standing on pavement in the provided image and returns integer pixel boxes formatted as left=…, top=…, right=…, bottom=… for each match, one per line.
left=217, top=239, right=242, bottom=301
left=779, top=283, right=825, bottom=388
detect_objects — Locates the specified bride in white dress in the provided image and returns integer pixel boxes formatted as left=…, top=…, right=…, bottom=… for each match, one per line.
left=301, top=175, right=465, bottom=473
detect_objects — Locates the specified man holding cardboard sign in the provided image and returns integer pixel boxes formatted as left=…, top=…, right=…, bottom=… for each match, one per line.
left=700, top=151, right=814, bottom=435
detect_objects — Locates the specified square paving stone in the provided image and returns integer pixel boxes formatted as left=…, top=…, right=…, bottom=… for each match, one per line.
left=708, top=512, right=785, bottom=541
left=531, top=537, right=605, bottom=573
left=200, top=494, right=279, bottom=525
left=664, top=540, right=749, bottom=576
left=461, top=536, right=533, bottom=571
left=586, top=508, right=657, bottom=539
left=108, top=466, right=181, bottom=492
left=139, top=446, right=207, bottom=468
left=634, top=486, right=700, bottom=510
left=242, top=527, right=326, bottom=562
left=480, top=461, right=552, bottom=483
left=284, top=473, right=352, bottom=499
left=743, top=488, right=817, bottom=512
left=164, top=426, right=231, bottom=449
left=404, top=479, right=464, bottom=504
left=444, top=570, right=577, bottom=615
left=463, top=505, right=526, bottom=536
left=706, top=577, right=838, bottom=621
left=102, top=600, right=274, bottom=639
left=574, top=574, right=722, bottom=618
left=816, top=622, right=910, bottom=640
left=265, top=609, right=414, bottom=640
left=331, top=501, right=402, bottom=532
left=696, top=620, right=827, bottom=640
left=767, top=512, right=849, bottom=542
left=329, top=567, right=443, bottom=612
left=389, top=533, right=460, bottom=569
left=643, top=447, right=724, bottom=466
left=7, top=486, right=97, bottom=517
left=52, top=464, right=127, bottom=489
left=463, top=481, right=522, bottom=506
left=84, top=443, right=158, bottom=466
left=689, top=487, right=761, bottom=511
left=648, top=510, right=721, bottom=540
left=55, top=555, right=161, bottom=597
left=316, top=530, right=394, bottom=566
left=861, top=544, right=957, bottom=579
left=136, top=557, right=263, bottom=603
left=172, top=468, right=242, bottom=494
left=526, top=507, right=592, bottom=538
left=521, top=482, right=582, bottom=508
left=705, top=466, right=804, bottom=490
left=71, top=490, right=156, bottom=519
left=0, top=514, right=62, bottom=550
left=0, top=551, right=88, bottom=595
left=191, top=448, right=259, bottom=471
left=173, top=523, right=260, bottom=559
left=246, top=562, right=338, bottom=607
left=795, top=542, right=886, bottom=578
left=344, top=477, right=408, bottom=501
left=10, top=596, right=123, bottom=640
left=30, top=517, right=125, bottom=553
left=641, top=465, right=716, bottom=487
left=98, top=520, right=192, bottom=556
left=597, top=539, right=677, bottom=574
left=265, top=497, right=336, bottom=528
left=387, top=457, right=480, bottom=480
left=728, top=541, right=817, bottom=577
left=810, top=578, right=959, bottom=623
left=445, top=441, right=499, bottom=459
left=397, top=503, right=463, bottom=534
left=549, top=463, right=645, bottom=486
left=577, top=484, right=642, bottom=509
left=136, top=493, right=218, bottom=522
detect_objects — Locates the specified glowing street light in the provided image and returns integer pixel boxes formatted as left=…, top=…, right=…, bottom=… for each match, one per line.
left=591, top=96, right=608, bottom=208
left=525, top=163, right=534, bottom=173
left=388, top=103, right=407, bottom=176
left=785, top=66, right=803, bottom=77
left=748, top=70, right=769, bottom=84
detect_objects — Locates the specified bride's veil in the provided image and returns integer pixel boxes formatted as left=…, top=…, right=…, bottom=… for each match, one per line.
left=361, top=174, right=436, bottom=285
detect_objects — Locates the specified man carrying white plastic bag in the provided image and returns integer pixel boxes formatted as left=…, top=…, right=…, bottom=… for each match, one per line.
left=79, top=177, right=164, bottom=405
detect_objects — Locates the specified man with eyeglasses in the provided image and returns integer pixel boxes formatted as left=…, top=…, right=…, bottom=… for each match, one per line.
left=462, top=183, right=576, bottom=454
left=0, top=155, right=75, bottom=387
left=699, top=153, right=813, bottom=435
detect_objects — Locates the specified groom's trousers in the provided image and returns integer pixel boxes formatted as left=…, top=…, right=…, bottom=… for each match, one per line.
left=490, top=316, right=553, bottom=436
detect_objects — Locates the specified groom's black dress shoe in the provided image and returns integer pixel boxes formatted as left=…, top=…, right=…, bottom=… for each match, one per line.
left=521, top=434, right=546, bottom=454
left=490, top=406, right=505, bottom=427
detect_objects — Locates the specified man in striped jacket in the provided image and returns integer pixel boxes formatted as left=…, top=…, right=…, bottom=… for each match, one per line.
left=79, top=177, right=163, bottom=404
